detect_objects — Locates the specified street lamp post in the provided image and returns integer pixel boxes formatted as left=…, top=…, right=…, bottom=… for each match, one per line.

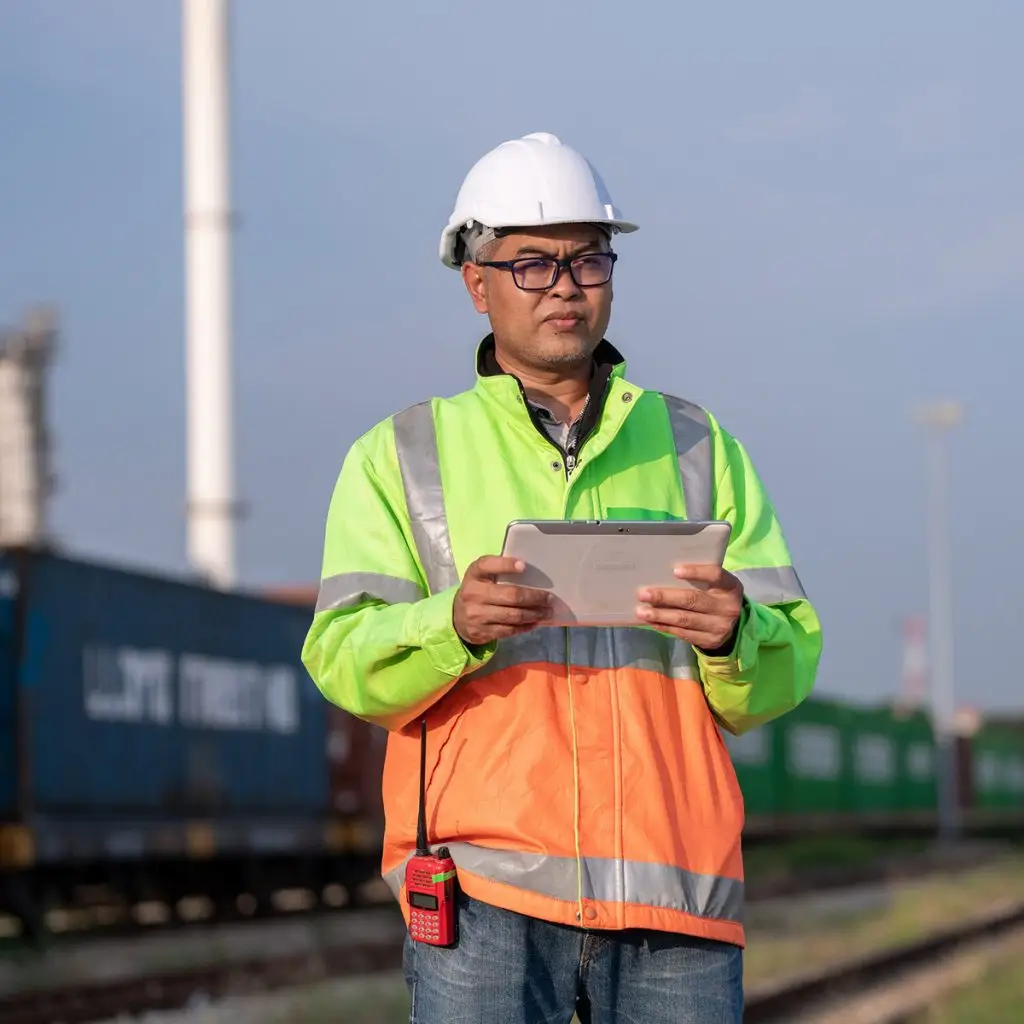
left=914, top=401, right=964, bottom=842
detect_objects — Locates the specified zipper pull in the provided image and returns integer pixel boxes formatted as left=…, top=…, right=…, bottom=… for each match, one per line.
left=565, top=453, right=577, bottom=474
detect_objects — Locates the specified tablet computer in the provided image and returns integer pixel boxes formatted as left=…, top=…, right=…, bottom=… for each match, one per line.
left=496, top=519, right=732, bottom=627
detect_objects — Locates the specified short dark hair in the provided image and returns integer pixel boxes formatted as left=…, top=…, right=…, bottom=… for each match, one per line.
left=471, top=226, right=612, bottom=266
left=472, top=237, right=501, bottom=263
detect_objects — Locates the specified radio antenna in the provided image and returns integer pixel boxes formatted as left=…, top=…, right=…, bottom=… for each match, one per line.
left=415, top=717, right=429, bottom=856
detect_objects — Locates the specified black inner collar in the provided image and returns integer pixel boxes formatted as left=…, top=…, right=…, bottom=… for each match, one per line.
left=476, top=333, right=624, bottom=381
left=476, top=334, right=624, bottom=458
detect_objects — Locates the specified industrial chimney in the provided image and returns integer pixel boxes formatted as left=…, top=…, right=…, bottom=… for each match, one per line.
left=182, top=0, right=237, bottom=589
left=0, top=307, right=57, bottom=550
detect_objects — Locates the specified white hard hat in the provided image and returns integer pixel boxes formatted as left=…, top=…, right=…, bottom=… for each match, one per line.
left=439, top=132, right=638, bottom=268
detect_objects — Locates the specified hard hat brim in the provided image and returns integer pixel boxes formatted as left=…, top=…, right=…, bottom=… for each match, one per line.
left=439, top=217, right=639, bottom=269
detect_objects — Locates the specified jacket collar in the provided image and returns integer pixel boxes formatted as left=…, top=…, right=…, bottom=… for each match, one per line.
left=468, top=335, right=638, bottom=456
left=472, top=333, right=630, bottom=453
left=475, top=333, right=627, bottom=381
left=474, top=334, right=626, bottom=405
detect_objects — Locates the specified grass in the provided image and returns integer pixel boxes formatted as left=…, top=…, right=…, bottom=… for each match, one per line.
left=744, top=852, right=1024, bottom=987
left=252, top=853, right=1024, bottom=1022
left=743, top=834, right=932, bottom=881
left=910, top=933, right=1024, bottom=1022
left=275, top=985, right=410, bottom=1023
left=6, top=841, right=1021, bottom=1022
left=188, top=975, right=413, bottom=1023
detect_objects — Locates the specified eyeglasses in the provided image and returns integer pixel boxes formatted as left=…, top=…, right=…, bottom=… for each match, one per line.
left=476, top=252, right=618, bottom=291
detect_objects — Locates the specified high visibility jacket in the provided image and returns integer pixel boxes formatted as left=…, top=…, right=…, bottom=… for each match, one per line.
left=302, top=337, right=822, bottom=947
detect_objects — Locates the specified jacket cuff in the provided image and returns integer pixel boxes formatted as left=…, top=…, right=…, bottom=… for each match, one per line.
left=409, top=585, right=496, bottom=677
left=695, top=599, right=751, bottom=678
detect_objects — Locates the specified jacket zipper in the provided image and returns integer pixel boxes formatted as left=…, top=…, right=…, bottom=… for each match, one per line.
left=513, top=378, right=597, bottom=923
left=515, top=380, right=594, bottom=480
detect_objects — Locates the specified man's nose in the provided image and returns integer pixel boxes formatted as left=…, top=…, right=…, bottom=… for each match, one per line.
left=548, top=262, right=583, bottom=299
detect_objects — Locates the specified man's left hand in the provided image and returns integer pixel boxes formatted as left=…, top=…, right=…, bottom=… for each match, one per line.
left=636, top=565, right=744, bottom=653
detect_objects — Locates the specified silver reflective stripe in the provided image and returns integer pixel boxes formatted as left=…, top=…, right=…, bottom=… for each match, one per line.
left=392, top=402, right=460, bottom=594
left=315, top=572, right=425, bottom=613
left=734, top=566, right=806, bottom=605
left=568, top=627, right=697, bottom=680
left=661, top=395, right=712, bottom=522
left=465, top=627, right=698, bottom=683
left=384, top=843, right=743, bottom=923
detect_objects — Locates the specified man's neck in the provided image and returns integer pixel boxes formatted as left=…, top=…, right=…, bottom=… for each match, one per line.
left=494, top=351, right=591, bottom=424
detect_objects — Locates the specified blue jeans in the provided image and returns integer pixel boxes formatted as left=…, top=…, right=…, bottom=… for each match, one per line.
left=402, top=892, right=743, bottom=1023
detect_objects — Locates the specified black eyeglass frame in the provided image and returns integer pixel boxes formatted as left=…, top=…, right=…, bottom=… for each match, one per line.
left=475, top=252, right=618, bottom=291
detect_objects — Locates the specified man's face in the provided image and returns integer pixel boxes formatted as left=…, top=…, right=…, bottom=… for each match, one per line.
left=461, top=223, right=614, bottom=373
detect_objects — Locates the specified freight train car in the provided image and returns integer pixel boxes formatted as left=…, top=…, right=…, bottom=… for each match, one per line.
left=963, top=724, right=1024, bottom=827
left=4, top=551, right=1021, bottom=938
left=276, top=576, right=1023, bottom=842
left=726, top=696, right=1024, bottom=838
left=0, top=548, right=385, bottom=937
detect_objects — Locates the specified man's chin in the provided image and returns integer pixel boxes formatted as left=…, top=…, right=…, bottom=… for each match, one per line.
left=533, top=328, right=595, bottom=366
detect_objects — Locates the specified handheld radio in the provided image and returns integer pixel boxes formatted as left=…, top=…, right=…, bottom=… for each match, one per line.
left=404, top=718, right=457, bottom=946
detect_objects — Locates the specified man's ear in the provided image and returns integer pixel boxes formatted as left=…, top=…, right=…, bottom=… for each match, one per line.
left=462, top=262, right=489, bottom=314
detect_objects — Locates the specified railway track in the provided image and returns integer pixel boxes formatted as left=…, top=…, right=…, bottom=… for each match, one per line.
left=10, top=905, right=1024, bottom=1024
left=3, top=856, right=1020, bottom=1024
left=743, top=898, right=1024, bottom=1022
left=0, top=877, right=395, bottom=950
left=744, top=838, right=1007, bottom=901
left=0, top=916, right=405, bottom=1024
left=2, top=839, right=1002, bottom=949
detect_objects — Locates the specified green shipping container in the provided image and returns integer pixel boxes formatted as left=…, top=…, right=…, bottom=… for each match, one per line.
left=776, top=697, right=851, bottom=816
left=847, top=706, right=911, bottom=815
left=722, top=721, right=777, bottom=816
left=972, top=729, right=1024, bottom=810
left=894, top=709, right=937, bottom=813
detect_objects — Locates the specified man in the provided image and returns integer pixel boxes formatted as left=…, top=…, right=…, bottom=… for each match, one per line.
left=302, top=132, right=822, bottom=1023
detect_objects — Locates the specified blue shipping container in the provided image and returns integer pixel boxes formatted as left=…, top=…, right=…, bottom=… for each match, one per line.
left=0, top=549, right=328, bottom=824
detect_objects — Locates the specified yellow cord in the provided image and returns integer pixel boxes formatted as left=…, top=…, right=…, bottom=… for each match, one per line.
left=565, top=627, right=584, bottom=917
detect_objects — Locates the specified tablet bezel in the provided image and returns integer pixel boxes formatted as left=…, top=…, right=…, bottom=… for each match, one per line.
left=495, top=518, right=733, bottom=628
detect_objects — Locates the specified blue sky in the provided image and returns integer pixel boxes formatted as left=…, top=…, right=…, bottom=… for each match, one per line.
left=1, top=1, right=1021, bottom=711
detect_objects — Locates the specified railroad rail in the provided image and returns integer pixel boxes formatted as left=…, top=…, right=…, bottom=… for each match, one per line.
left=744, top=837, right=1006, bottom=900
left=2, top=838, right=1003, bottom=949
left=0, top=927, right=405, bottom=1024
left=3, top=869, right=1021, bottom=1024
left=743, top=898, right=1024, bottom=1022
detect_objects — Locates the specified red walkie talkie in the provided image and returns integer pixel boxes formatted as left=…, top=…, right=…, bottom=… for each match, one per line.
left=405, top=718, right=457, bottom=946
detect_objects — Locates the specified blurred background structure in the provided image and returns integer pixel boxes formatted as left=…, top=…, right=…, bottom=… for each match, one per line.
left=2, top=1, right=1021, bottom=716
left=0, top=308, right=57, bottom=551
left=0, top=2, right=1021, bottom=1021
left=916, top=400, right=966, bottom=840
left=182, top=0, right=238, bottom=591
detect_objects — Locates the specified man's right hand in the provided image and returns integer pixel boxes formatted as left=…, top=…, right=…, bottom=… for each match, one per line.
left=453, top=556, right=553, bottom=645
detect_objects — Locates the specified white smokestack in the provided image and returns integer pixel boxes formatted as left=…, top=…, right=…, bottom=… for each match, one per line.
left=0, top=307, right=57, bottom=549
left=182, top=0, right=237, bottom=589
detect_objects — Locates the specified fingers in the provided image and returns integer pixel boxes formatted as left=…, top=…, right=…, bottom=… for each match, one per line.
left=453, top=594, right=550, bottom=645
left=482, top=583, right=552, bottom=609
left=479, top=602, right=551, bottom=626
left=637, top=584, right=714, bottom=612
left=481, top=621, right=540, bottom=640
left=636, top=606, right=735, bottom=650
left=454, top=556, right=554, bottom=646
left=672, top=564, right=741, bottom=589
left=637, top=567, right=741, bottom=611
left=469, top=555, right=527, bottom=579
left=636, top=606, right=723, bottom=632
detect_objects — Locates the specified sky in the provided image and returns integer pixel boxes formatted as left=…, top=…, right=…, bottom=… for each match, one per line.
left=1, top=1, right=1021, bottom=712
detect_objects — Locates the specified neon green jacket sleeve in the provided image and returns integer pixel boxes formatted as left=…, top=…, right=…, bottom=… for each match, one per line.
left=696, top=415, right=823, bottom=735
left=300, top=421, right=491, bottom=732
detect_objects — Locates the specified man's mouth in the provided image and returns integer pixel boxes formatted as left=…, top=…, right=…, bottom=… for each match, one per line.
left=544, top=311, right=585, bottom=328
